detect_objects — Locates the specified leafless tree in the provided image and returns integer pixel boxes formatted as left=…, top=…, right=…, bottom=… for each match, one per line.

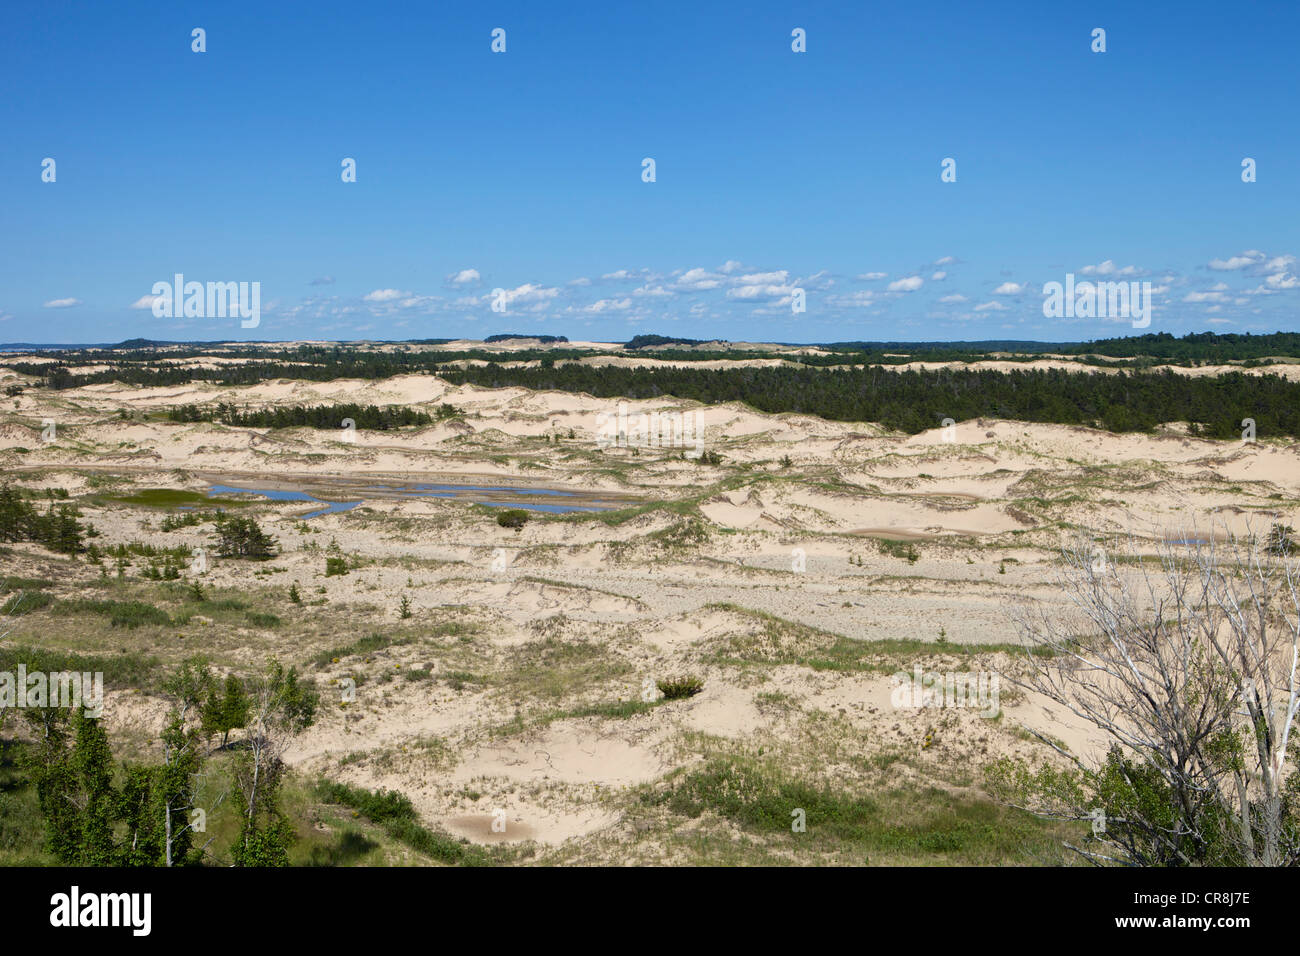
left=230, top=659, right=316, bottom=864
left=998, top=525, right=1300, bottom=866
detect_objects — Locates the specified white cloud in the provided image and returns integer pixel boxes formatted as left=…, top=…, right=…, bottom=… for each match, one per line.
left=674, top=268, right=723, bottom=291
left=363, top=289, right=410, bottom=302
left=718, top=260, right=746, bottom=274
left=1080, top=260, right=1142, bottom=277
left=887, top=276, right=923, bottom=292
left=1183, top=291, right=1226, bottom=303
left=633, top=285, right=673, bottom=298
left=938, top=293, right=968, bottom=304
left=728, top=280, right=796, bottom=300
left=934, top=256, right=957, bottom=266
left=1209, top=252, right=1262, bottom=271
left=492, top=283, right=560, bottom=307
left=1265, top=271, right=1300, bottom=290
left=568, top=277, right=592, bottom=287
left=585, top=298, right=632, bottom=313
left=857, top=271, right=888, bottom=281
left=735, top=271, right=789, bottom=286
left=43, top=298, right=82, bottom=309
left=930, top=271, right=947, bottom=281
left=992, top=282, right=1023, bottom=295
left=801, top=270, right=834, bottom=290
left=445, top=268, right=481, bottom=287
left=973, top=300, right=1007, bottom=312
left=130, top=294, right=162, bottom=310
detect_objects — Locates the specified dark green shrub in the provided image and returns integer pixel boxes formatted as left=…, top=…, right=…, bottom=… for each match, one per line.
left=495, top=509, right=529, bottom=530
left=657, top=675, right=704, bottom=700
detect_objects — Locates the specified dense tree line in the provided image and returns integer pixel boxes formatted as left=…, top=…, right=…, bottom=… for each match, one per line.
left=484, top=333, right=569, bottom=343
left=1053, top=331, right=1300, bottom=363
left=440, top=363, right=1300, bottom=439
left=10, top=331, right=1300, bottom=394
left=167, top=401, right=449, bottom=430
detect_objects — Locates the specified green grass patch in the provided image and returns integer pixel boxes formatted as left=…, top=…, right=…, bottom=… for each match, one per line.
left=654, top=756, right=1074, bottom=864
left=0, top=644, right=159, bottom=690
left=2, top=590, right=55, bottom=615
left=311, top=632, right=411, bottom=668
left=102, top=488, right=250, bottom=508
left=704, top=603, right=1050, bottom=674
left=0, top=740, right=52, bottom=865
left=51, top=598, right=171, bottom=629
left=314, top=781, right=490, bottom=866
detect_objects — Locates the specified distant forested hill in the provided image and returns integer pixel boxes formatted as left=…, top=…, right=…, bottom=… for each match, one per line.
left=440, top=363, right=1300, bottom=440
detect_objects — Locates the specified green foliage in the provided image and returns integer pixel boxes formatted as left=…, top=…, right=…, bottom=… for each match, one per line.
left=213, top=513, right=278, bottom=560
left=324, top=556, right=348, bottom=576
left=311, top=632, right=409, bottom=668
left=0, top=484, right=86, bottom=554
left=495, top=509, right=529, bottom=530
left=652, top=518, right=709, bottom=549
left=985, top=741, right=1293, bottom=867
left=665, top=757, right=876, bottom=839
left=160, top=510, right=214, bottom=531
left=202, top=674, right=251, bottom=748
left=399, top=595, right=412, bottom=619
left=168, top=401, right=437, bottom=430
left=657, top=675, right=704, bottom=700
left=54, top=598, right=171, bottom=629
left=231, top=812, right=295, bottom=867
left=1268, top=522, right=1296, bottom=555
left=229, top=660, right=319, bottom=867
left=0, top=645, right=159, bottom=690
left=441, top=363, right=1300, bottom=440
left=1, top=588, right=54, bottom=615
left=315, top=781, right=488, bottom=866
left=876, top=538, right=919, bottom=564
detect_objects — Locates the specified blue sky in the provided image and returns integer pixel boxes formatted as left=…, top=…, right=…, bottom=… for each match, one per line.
left=2, top=0, right=1297, bottom=344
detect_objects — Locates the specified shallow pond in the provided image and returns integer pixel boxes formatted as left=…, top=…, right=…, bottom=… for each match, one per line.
left=205, top=480, right=622, bottom=517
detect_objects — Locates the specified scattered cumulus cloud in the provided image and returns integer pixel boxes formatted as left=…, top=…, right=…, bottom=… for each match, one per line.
left=585, top=298, right=632, bottom=313
left=445, top=269, right=481, bottom=287
left=1081, top=260, right=1142, bottom=276
left=674, top=268, right=724, bottom=291
left=363, top=289, right=410, bottom=302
